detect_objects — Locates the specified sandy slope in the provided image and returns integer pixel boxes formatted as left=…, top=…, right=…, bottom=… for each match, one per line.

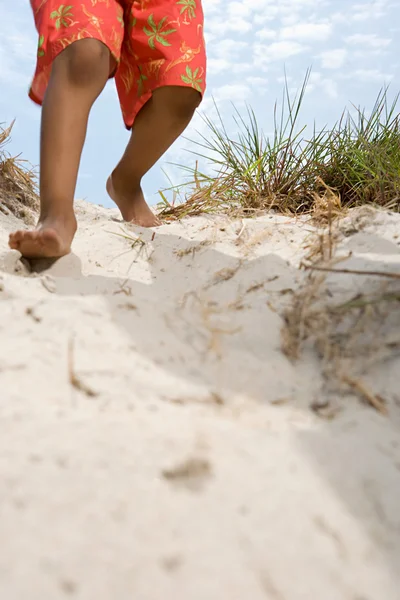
left=0, top=201, right=399, bottom=600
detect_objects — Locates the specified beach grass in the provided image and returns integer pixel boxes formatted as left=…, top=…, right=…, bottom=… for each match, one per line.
left=0, top=121, right=39, bottom=224
left=158, top=73, right=400, bottom=221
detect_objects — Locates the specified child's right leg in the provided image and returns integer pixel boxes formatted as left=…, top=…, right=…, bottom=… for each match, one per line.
left=9, top=39, right=112, bottom=258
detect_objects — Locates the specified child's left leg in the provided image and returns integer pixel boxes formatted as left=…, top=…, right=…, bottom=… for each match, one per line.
left=107, top=0, right=207, bottom=225
left=107, top=86, right=201, bottom=227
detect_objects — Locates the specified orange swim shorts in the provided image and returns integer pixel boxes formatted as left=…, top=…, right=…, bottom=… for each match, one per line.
left=29, top=0, right=207, bottom=128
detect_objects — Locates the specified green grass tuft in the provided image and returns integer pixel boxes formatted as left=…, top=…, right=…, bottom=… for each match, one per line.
left=158, top=72, right=400, bottom=221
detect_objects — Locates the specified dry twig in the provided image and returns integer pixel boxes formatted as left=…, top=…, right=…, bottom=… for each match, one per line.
left=68, top=338, right=97, bottom=397
left=303, top=264, right=400, bottom=280
left=341, top=374, right=388, bottom=415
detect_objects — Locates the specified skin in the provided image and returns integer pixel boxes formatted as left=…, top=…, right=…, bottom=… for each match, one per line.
left=9, top=39, right=201, bottom=259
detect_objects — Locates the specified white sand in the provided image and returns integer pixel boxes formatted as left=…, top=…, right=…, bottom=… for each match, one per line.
left=0, top=202, right=399, bottom=599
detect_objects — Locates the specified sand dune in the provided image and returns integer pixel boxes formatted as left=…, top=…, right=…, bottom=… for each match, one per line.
left=0, top=201, right=399, bottom=599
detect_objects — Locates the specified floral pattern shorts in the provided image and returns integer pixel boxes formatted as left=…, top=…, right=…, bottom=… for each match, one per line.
left=29, top=0, right=206, bottom=128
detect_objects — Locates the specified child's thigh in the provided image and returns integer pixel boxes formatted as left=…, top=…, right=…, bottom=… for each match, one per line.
left=29, top=0, right=126, bottom=105
left=30, top=0, right=125, bottom=61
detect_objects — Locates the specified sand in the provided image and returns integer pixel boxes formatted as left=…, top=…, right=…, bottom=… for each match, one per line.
left=0, top=201, right=399, bottom=600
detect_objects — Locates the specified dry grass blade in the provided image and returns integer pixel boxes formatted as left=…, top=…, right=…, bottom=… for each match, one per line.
left=303, top=264, right=400, bottom=280
left=281, top=273, right=325, bottom=361
left=341, top=375, right=388, bottom=415
left=68, top=338, right=97, bottom=397
left=282, top=203, right=400, bottom=415
left=0, top=121, right=40, bottom=224
left=282, top=272, right=398, bottom=414
left=334, top=291, right=400, bottom=311
left=107, top=227, right=150, bottom=270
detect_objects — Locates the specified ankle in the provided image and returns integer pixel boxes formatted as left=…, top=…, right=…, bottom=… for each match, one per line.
left=38, top=209, right=77, bottom=229
left=111, top=168, right=141, bottom=194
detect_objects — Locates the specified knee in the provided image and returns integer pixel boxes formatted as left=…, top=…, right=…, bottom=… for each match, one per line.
left=156, top=87, right=202, bottom=121
left=54, top=39, right=110, bottom=87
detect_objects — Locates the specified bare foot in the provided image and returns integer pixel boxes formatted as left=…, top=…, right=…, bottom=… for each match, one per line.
left=106, top=175, right=161, bottom=227
left=8, top=215, right=77, bottom=259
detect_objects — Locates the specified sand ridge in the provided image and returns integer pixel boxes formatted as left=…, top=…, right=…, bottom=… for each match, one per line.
left=0, top=201, right=399, bottom=599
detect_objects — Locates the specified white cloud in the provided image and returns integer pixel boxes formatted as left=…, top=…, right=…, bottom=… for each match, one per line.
left=247, top=76, right=269, bottom=87
left=254, top=40, right=308, bottom=65
left=319, top=49, right=347, bottom=69
left=255, top=29, right=278, bottom=41
left=207, top=58, right=231, bottom=75
left=307, top=71, right=339, bottom=98
left=350, top=0, right=390, bottom=21
left=281, top=22, right=332, bottom=42
left=214, top=84, right=252, bottom=103
left=211, top=39, right=248, bottom=57
left=345, top=69, right=394, bottom=83
left=346, top=33, right=391, bottom=49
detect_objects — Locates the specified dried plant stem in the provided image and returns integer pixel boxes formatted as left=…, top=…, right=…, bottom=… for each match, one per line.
left=341, top=374, right=388, bottom=416
left=303, top=264, right=400, bottom=280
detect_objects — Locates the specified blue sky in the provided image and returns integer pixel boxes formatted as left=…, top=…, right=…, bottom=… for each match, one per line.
left=0, top=0, right=398, bottom=208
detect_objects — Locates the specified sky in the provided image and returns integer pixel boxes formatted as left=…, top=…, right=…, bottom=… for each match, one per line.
left=0, top=0, right=398, bottom=208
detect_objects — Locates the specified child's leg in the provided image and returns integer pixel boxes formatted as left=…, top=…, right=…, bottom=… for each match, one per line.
left=108, top=0, right=207, bottom=227
left=107, top=86, right=201, bottom=227
left=9, top=40, right=111, bottom=258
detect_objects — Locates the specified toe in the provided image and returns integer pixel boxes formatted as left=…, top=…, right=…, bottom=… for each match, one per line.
left=8, top=224, right=72, bottom=259
left=13, top=230, right=42, bottom=258
left=9, top=230, right=24, bottom=249
left=149, top=215, right=161, bottom=227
